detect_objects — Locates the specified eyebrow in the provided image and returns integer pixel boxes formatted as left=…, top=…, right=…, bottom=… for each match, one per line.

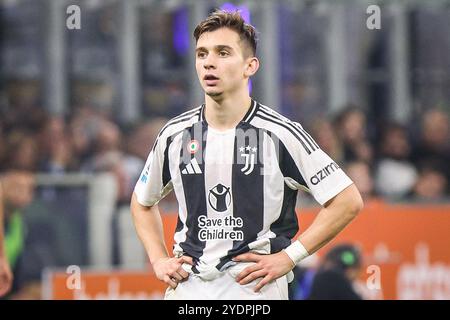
left=195, top=45, right=234, bottom=53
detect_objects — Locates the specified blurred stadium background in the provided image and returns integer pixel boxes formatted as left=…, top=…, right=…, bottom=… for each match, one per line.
left=0, top=0, right=449, bottom=300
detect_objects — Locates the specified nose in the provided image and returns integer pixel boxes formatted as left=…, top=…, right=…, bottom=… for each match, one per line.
left=203, top=55, right=216, bottom=70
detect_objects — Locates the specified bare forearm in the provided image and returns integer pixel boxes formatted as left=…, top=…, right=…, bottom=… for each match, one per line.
left=0, top=183, right=4, bottom=257
left=298, top=184, right=363, bottom=255
left=235, top=186, right=362, bottom=292
left=130, top=193, right=169, bottom=265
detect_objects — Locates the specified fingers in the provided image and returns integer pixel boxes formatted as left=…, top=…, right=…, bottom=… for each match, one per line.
left=254, top=275, right=272, bottom=292
left=164, top=275, right=178, bottom=289
left=235, top=263, right=262, bottom=282
left=162, top=257, right=192, bottom=288
left=165, top=269, right=190, bottom=288
left=171, top=269, right=191, bottom=282
left=178, top=267, right=189, bottom=279
left=233, top=252, right=260, bottom=263
left=238, top=270, right=267, bottom=286
left=174, top=258, right=191, bottom=280
left=170, top=271, right=184, bottom=282
left=154, top=255, right=195, bottom=289
left=180, top=256, right=194, bottom=265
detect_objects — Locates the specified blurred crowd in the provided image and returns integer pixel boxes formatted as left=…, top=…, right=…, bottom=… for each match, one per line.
left=310, top=106, right=450, bottom=203
left=0, top=97, right=174, bottom=298
left=1, top=95, right=449, bottom=299
left=1, top=100, right=449, bottom=206
left=0, top=101, right=174, bottom=207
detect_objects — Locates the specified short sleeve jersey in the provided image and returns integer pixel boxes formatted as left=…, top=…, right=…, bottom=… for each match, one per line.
left=134, top=100, right=353, bottom=275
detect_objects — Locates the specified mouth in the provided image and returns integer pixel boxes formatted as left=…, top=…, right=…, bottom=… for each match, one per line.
left=204, top=74, right=219, bottom=86
left=204, top=74, right=219, bottom=80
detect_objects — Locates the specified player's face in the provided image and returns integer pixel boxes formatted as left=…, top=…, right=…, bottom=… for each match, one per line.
left=195, top=28, right=255, bottom=98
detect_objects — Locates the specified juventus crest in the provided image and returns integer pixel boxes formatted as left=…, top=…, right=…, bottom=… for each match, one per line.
left=239, top=145, right=257, bottom=175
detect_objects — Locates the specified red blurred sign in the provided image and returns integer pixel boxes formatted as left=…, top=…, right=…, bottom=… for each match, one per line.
left=44, top=202, right=450, bottom=300
left=296, top=201, right=450, bottom=300
left=43, top=270, right=166, bottom=300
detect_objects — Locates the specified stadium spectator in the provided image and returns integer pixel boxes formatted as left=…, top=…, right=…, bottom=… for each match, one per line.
left=412, top=109, right=450, bottom=182
left=81, top=119, right=131, bottom=203
left=345, top=161, right=377, bottom=202
left=123, top=118, right=178, bottom=211
left=0, top=170, right=36, bottom=299
left=408, top=159, right=448, bottom=202
left=310, top=118, right=344, bottom=164
left=289, top=254, right=320, bottom=300
left=334, top=105, right=373, bottom=164
left=3, top=130, right=39, bottom=172
left=67, top=107, right=103, bottom=170
left=308, top=243, right=363, bottom=300
left=0, top=180, right=13, bottom=297
left=375, top=123, right=418, bottom=199
left=126, top=118, right=169, bottom=161
left=37, top=116, right=76, bottom=174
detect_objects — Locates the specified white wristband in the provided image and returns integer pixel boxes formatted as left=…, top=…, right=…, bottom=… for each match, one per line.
left=283, top=240, right=309, bottom=265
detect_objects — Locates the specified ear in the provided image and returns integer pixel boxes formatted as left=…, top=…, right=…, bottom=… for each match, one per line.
left=244, top=57, right=259, bottom=78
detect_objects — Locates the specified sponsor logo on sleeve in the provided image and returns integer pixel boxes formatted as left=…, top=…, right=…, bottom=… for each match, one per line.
left=310, top=162, right=340, bottom=185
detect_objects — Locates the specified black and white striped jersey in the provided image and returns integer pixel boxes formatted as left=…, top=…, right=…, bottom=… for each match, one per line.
left=134, top=99, right=353, bottom=278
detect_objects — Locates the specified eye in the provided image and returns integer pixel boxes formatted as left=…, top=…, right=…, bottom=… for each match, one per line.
left=219, top=50, right=229, bottom=57
left=197, top=51, right=207, bottom=58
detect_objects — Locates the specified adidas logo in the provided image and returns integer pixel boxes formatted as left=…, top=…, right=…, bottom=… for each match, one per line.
left=181, top=158, right=202, bottom=174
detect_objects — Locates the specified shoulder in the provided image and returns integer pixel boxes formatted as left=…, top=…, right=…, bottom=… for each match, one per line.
left=156, top=105, right=203, bottom=142
left=254, top=103, right=294, bottom=123
left=250, top=102, right=320, bottom=154
left=251, top=102, right=304, bottom=134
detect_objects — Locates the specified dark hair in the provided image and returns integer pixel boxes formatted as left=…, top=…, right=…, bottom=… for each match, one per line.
left=333, top=104, right=365, bottom=128
left=193, top=9, right=258, bottom=57
left=323, top=243, right=362, bottom=271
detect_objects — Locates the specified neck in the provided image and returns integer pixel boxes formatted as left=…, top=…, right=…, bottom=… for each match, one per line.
left=204, top=90, right=252, bottom=131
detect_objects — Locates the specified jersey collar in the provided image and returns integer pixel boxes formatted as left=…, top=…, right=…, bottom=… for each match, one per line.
left=200, top=99, right=259, bottom=125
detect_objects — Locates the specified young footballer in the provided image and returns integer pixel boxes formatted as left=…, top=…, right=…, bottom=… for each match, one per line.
left=131, top=10, right=363, bottom=300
